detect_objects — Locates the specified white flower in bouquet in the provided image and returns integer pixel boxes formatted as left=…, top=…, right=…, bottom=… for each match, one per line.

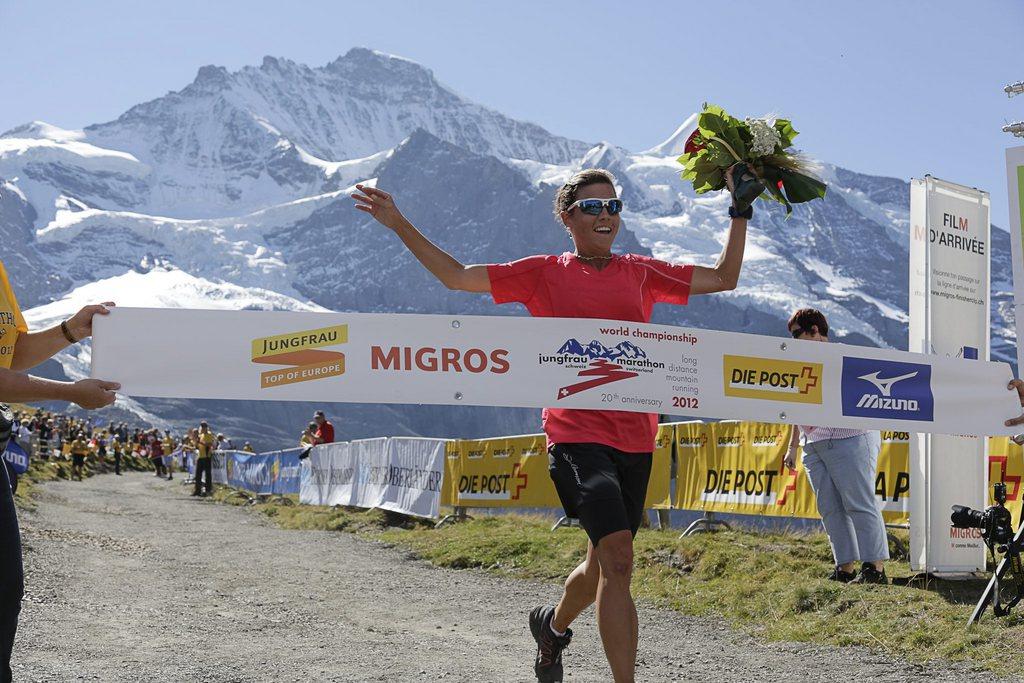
left=745, top=117, right=782, bottom=157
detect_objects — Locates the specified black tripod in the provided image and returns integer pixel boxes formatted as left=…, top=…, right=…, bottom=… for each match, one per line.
left=969, top=512, right=1024, bottom=625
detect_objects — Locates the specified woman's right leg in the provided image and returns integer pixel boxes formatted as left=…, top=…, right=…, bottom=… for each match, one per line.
left=803, top=445, right=859, bottom=570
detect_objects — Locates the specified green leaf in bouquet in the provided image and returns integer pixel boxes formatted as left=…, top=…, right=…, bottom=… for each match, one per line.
left=759, top=166, right=794, bottom=215
left=693, top=168, right=724, bottom=194
left=774, top=119, right=798, bottom=150
left=777, top=167, right=827, bottom=204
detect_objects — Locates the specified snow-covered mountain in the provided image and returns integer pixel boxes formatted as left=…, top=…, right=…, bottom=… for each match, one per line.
left=0, top=49, right=1014, bottom=448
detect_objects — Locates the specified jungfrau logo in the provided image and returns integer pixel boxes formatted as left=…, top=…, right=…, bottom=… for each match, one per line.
left=251, top=324, right=347, bottom=389
left=542, top=337, right=662, bottom=400
left=557, top=359, right=638, bottom=400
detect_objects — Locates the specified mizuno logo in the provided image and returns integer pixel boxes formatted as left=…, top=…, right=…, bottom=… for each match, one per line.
left=856, top=371, right=918, bottom=397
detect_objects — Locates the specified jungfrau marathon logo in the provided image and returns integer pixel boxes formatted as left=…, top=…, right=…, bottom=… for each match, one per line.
left=841, top=357, right=934, bottom=421
left=539, top=338, right=663, bottom=400
left=722, top=355, right=823, bottom=404
left=251, top=325, right=347, bottom=389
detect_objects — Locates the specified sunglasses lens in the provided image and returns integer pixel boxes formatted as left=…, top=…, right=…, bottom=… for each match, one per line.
left=791, top=329, right=803, bottom=338
left=607, top=199, right=623, bottom=215
left=578, top=200, right=603, bottom=215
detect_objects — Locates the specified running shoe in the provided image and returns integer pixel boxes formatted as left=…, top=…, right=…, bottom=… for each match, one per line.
left=529, top=605, right=572, bottom=682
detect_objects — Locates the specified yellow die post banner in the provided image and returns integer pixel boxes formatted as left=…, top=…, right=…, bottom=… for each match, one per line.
left=445, top=434, right=561, bottom=508
left=644, top=423, right=674, bottom=509
left=877, top=431, right=911, bottom=525
left=675, top=421, right=817, bottom=518
left=987, top=436, right=1024, bottom=524
left=440, top=440, right=460, bottom=507
left=674, top=421, right=712, bottom=512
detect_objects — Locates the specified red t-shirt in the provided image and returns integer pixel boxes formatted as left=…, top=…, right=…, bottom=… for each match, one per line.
left=488, top=252, right=693, bottom=453
left=316, top=421, right=335, bottom=444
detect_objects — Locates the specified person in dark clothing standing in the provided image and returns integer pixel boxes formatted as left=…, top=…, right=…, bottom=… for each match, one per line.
left=192, top=421, right=215, bottom=496
left=0, top=258, right=119, bottom=683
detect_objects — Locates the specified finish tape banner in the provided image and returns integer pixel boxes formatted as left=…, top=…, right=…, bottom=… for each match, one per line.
left=299, top=437, right=446, bottom=518
left=92, top=308, right=1020, bottom=437
left=674, top=421, right=911, bottom=523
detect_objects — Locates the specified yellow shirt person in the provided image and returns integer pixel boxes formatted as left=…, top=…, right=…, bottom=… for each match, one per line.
left=197, top=429, right=216, bottom=458
left=0, top=261, right=28, bottom=369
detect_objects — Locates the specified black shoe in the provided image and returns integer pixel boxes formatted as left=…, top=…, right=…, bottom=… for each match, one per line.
left=529, top=606, right=571, bottom=682
left=850, top=562, right=887, bottom=585
left=827, top=567, right=857, bottom=582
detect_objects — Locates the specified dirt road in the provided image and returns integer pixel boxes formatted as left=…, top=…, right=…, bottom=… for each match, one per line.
left=12, top=473, right=995, bottom=682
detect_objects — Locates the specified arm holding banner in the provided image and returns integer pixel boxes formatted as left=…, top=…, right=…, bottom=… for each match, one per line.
left=11, top=303, right=115, bottom=371
left=351, top=184, right=492, bottom=293
left=0, top=370, right=118, bottom=410
left=1005, top=379, right=1024, bottom=435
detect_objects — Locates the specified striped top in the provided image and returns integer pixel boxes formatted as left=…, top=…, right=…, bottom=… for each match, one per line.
left=800, top=425, right=868, bottom=445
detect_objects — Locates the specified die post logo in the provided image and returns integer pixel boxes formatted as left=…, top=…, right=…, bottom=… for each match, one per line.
left=722, top=355, right=823, bottom=404
left=251, top=325, right=347, bottom=389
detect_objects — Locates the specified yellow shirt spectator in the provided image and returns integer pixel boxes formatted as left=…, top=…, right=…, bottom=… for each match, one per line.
left=70, top=438, right=90, bottom=456
left=197, top=431, right=216, bottom=457
left=0, top=261, right=28, bottom=369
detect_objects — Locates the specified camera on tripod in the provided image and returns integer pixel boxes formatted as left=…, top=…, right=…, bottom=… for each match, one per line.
left=951, top=482, right=1024, bottom=624
left=951, top=482, right=1015, bottom=545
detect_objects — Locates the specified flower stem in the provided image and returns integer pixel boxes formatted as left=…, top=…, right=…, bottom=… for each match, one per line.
left=709, top=136, right=742, bottom=162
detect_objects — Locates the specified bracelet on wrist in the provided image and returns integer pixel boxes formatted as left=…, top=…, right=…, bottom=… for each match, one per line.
left=60, top=320, right=79, bottom=344
left=728, top=204, right=753, bottom=220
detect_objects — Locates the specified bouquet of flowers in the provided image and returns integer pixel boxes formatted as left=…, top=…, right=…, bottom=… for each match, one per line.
left=677, top=103, right=827, bottom=215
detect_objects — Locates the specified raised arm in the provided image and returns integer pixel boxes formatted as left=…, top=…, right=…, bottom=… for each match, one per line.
left=689, top=165, right=748, bottom=296
left=352, top=184, right=491, bottom=293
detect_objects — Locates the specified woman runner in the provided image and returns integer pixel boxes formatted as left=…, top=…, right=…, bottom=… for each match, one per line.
left=352, top=166, right=749, bottom=683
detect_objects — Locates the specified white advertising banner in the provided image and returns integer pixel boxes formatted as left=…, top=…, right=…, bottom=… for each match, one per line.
left=349, top=437, right=390, bottom=510
left=300, top=441, right=354, bottom=506
left=909, top=176, right=991, bottom=574
left=1007, top=146, right=1024, bottom=374
left=298, top=438, right=446, bottom=518
left=377, top=438, right=446, bottom=518
left=91, top=307, right=1021, bottom=437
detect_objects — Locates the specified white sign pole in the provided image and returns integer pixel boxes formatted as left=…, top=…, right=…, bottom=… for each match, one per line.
left=1007, top=146, right=1024, bottom=375
left=909, top=176, right=990, bottom=575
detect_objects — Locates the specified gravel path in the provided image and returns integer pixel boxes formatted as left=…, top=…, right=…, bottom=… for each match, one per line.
left=11, top=473, right=999, bottom=682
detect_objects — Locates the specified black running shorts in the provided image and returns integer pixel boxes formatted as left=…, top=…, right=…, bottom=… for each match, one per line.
left=72, top=454, right=85, bottom=467
left=547, top=442, right=653, bottom=546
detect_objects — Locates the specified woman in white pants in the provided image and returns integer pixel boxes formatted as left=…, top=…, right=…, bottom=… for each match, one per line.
left=785, top=308, right=888, bottom=584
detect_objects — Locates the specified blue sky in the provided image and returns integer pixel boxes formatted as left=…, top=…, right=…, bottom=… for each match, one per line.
left=1, top=0, right=1021, bottom=226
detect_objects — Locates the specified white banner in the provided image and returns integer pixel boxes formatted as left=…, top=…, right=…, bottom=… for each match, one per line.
left=300, top=442, right=354, bottom=506
left=298, top=438, right=445, bottom=518
left=1008, top=146, right=1024, bottom=374
left=91, top=308, right=1021, bottom=437
left=377, top=437, right=446, bottom=518
left=909, top=176, right=991, bottom=573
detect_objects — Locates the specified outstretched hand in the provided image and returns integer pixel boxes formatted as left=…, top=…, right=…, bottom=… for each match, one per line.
left=1006, top=379, right=1024, bottom=429
left=352, top=184, right=408, bottom=231
left=66, top=302, right=115, bottom=341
